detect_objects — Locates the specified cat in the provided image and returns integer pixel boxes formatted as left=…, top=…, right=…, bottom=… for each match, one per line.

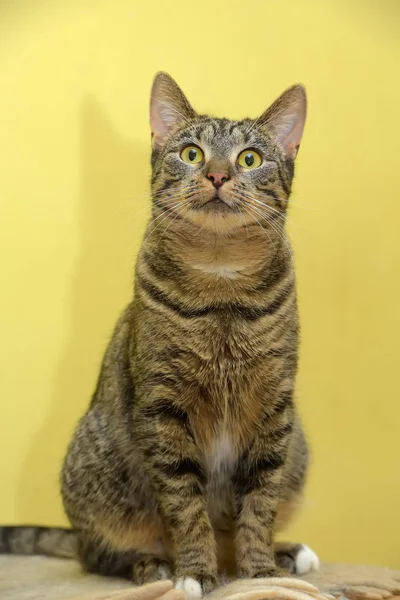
left=0, top=73, right=318, bottom=598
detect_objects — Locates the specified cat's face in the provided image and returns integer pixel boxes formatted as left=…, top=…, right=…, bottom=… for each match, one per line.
left=150, top=73, right=306, bottom=235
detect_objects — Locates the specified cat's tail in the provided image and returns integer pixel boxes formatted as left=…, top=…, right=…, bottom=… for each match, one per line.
left=0, top=526, right=77, bottom=558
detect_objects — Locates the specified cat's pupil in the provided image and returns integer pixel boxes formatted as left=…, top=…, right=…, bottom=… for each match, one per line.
left=188, top=149, right=197, bottom=161
left=245, top=153, right=254, bottom=167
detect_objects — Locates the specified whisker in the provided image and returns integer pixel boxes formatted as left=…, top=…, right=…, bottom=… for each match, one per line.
left=144, top=197, right=194, bottom=244
left=160, top=202, right=192, bottom=241
left=150, top=194, right=196, bottom=225
left=240, top=203, right=277, bottom=253
left=144, top=202, right=186, bottom=240
left=238, top=191, right=302, bottom=239
left=236, top=191, right=284, bottom=223
left=152, top=190, right=197, bottom=211
left=127, top=190, right=194, bottom=221
left=242, top=200, right=293, bottom=258
left=123, top=182, right=197, bottom=207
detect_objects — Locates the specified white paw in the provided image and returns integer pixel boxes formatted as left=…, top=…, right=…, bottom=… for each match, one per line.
left=175, top=577, right=203, bottom=599
left=295, top=544, right=320, bottom=575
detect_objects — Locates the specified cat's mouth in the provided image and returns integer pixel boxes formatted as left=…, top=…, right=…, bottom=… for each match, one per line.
left=203, top=197, right=230, bottom=211
left=198, top=193, right=236, bottom=213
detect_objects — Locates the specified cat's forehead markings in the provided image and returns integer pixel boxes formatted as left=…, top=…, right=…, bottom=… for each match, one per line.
left=196, top=119, right=245, bottom=144
left=201, top=122, right=217, bottom=141
left=194, top=121, right=247, bottom=160
left=201, top=141, right=245, bottom=163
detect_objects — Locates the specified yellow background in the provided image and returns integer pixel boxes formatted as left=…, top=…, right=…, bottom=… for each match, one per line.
left=1, top=0, right=399, bottom=569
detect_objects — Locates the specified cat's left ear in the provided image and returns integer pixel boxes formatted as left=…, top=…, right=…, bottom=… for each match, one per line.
left=150, top=72, right=196, bottom=147
left=260, top=85, right=307, bottom=159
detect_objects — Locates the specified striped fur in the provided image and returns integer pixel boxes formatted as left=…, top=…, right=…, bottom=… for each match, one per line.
left=0, top=526, right=76, bottom=557
left=7, top=73, right=313, bottom=593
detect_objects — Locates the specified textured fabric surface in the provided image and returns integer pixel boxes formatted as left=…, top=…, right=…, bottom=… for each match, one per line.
left=0, top=557, right=399, bottom=600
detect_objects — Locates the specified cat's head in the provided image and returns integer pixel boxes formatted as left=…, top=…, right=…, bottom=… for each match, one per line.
left=150, top=73, right=306, bottom=235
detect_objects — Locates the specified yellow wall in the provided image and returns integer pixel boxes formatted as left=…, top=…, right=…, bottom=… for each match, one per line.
left=1, top=0, right=399, bottom=569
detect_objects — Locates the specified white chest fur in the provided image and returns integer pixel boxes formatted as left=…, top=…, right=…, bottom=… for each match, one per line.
left=205, top=431, right=236, bottom=475
left=191, top=263, right=246, bottom=279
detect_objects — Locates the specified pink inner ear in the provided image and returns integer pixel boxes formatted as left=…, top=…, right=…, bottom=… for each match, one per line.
left=150, top=100, right=170, bottom=144
left=264, top=85, right=307, bottom=159
left=275, top=111, right=305, bottom=159
left=286, top=142, right=299, bottom=160
left=284, top=121, right=304, bottom=158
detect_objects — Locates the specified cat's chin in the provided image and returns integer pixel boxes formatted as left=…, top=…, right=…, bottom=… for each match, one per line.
left=186, top=207, right=249, bottom=235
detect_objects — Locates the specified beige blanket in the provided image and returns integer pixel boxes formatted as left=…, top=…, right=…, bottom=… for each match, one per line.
left=0, top=556, right=399, bottom=600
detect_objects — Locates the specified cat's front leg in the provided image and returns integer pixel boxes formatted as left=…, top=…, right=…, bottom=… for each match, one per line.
left=232, top=399, right=293, bottom=579
left=139, top=402, right=218, bottom=597
left=233, top=452, right=286, bottom=578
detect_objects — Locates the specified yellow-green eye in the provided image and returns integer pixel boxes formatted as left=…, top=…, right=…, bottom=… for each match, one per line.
left=180, top=145, right=204, bottom=165
left=237, top=149, right=262, bottom=169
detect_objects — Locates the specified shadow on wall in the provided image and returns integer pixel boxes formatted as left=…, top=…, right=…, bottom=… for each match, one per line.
left=17, top=98, right=150, bottom=524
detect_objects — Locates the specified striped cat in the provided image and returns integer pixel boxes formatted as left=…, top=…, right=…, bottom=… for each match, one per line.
left=1, top=73, right=318, bottom=597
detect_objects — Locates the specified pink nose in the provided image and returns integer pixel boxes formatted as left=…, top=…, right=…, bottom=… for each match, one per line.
left=207, top=172, right=230, bottom=188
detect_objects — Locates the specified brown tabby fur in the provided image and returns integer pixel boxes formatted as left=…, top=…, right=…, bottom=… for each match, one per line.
left=1, top=73, right=311, bottom=595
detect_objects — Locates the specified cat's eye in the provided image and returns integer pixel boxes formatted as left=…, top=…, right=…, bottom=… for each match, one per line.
left=180, top=145, right=204, bottom=165
left=237, top=149, right=262, bottom=170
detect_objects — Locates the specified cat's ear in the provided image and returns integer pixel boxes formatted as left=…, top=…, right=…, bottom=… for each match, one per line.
left=260, top=85, right=307, bottom=159
left=150, top=72, right=196, bottom=147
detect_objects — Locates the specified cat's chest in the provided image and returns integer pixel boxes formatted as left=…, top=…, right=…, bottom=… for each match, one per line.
left=204, top=430, right=236, bottom=476
left=190, top=261, right=248, bottom=280
left=187, top=320, right=267, bottom=445
left=203, top=430, right=237, bottom=526
left=187, top=310, right=265, bottom=369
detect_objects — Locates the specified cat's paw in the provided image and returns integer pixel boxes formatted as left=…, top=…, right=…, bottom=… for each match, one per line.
left=275, top=542, right=320, bottom=576
left=294, top=545, right=319, bottom=575
left=175, top=578, right=203, bottom=599
left=175, top=575, right=218, bottom=598
left=132, top=556, right=173, bottom=585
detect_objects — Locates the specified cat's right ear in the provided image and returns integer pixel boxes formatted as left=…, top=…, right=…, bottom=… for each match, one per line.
left=150, top=72, right=196, bottom=147
left=259, top=84, right=307, bottom=160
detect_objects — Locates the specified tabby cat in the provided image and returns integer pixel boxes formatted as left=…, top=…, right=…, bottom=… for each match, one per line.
left=0, top=73, right=319, bottom=598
